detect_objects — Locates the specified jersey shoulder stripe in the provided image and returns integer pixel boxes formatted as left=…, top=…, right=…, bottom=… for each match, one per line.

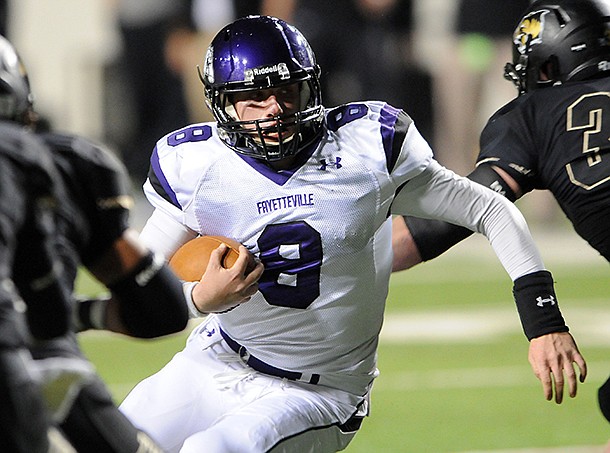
left=147, top=122, right=221, bottom=212
left=149, top=145, right=181, bottom=210
left=326, top=101, right=419, bottom=180
left=379, top=104, right=412, bottom=173
left=327, top=101, right=413, bottom=174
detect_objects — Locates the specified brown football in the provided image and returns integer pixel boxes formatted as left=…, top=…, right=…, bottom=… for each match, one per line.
left=168, top=235, right=253, bottom=281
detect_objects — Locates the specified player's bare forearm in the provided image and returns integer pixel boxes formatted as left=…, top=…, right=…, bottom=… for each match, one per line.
left=528, top=332, right=587, bottom=404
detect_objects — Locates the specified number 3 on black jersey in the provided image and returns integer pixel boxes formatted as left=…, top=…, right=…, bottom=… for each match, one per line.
left=566, top=92, right=610, bottom=190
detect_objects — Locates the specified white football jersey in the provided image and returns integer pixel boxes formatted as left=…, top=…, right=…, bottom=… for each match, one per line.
left=141, top=101, right=544, bottom=395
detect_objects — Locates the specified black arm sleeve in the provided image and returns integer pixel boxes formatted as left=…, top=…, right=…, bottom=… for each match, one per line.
left=404, top=164, right=517, bottom=262
left=107, top=252, right=188, bottom=338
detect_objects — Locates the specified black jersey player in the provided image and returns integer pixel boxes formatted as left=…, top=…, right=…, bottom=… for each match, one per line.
left=0, top=34, right=189, bottom=452
left=392, top=0, right=610, bottom=417
left=0, top=103, right=74, bottom=451
left=27, top=130, right=189, bottom=453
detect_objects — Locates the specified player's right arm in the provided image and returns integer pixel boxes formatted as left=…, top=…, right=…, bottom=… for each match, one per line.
left=139, top=130, right=263, bottom=317
left=139, top=209, right=263, bottom=317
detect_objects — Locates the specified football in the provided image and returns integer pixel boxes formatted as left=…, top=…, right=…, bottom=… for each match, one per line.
left=168, top=235, right=254, bottom=281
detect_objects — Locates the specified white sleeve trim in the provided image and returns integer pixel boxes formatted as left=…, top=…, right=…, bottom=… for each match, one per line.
left=139, top=209, right=198, bottom=260
left=182, top=281, right=207, bottom=319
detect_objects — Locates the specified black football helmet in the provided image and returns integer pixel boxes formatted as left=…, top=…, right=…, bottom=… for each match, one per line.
left=505, top=0, right=610, bottom=95
left=201, top=15, right=324, bottom=161
left=0, top=34, right=33, bottom=122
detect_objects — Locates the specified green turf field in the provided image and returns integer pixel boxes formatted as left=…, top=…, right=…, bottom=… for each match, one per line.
left=76, top=229, right=609, bottom=452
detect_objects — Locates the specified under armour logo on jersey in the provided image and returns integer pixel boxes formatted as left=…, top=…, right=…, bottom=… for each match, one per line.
left=204, top=327, right=215, bottom=337
left=536, top=295, right=555, bottom=307
left=319, top=157, right=342, bottom=170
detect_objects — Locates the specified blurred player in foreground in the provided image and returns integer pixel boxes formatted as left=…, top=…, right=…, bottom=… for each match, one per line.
left=120, top=15, right=585, bottom=452
left=391, top=0, right=610, bottom=420
left=0, top=64, right=74, bottom=451
left=0, top=34, right=189, bottom=452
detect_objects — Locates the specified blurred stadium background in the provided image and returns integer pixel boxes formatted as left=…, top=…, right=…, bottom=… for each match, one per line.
left=8, top=1, right=609, bottom=451
left=7, top=0, right=561, bottom=229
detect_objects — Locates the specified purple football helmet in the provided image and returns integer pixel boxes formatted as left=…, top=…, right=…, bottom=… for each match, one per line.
left=201, top=15, right=324, bottom=161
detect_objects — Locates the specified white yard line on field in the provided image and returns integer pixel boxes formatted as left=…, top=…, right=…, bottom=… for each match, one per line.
left=373, top=360, right=607, bottom=392
left=381, top=304, right=610, bottom=346
left=458, top=447, right=606, bottom=453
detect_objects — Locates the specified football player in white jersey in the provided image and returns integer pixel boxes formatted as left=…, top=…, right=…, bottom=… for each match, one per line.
left=119, top=15, right=586, bottom=453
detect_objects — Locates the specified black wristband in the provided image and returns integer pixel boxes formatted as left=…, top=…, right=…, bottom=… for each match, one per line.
left=598, top=376, right=610, bottom=423
left=513, top=270, right=568, bottom=340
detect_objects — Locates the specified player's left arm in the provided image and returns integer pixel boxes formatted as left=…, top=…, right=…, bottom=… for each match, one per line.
left=392, top=160, right=587, bottom=403
left=393, top=164, right=521, bottom=271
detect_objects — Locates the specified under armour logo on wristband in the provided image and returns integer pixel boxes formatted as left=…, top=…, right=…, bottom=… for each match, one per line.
left=536, top=295, right=556, bottom=307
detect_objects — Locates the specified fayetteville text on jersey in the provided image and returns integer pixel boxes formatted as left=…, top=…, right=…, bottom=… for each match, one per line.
left=256, top=193, right=315, bottom=214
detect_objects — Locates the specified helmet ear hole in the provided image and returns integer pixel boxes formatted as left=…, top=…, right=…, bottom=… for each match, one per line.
left=539, top=59, right=554, bottom=81
left=547, top=56, right=561, bottom=81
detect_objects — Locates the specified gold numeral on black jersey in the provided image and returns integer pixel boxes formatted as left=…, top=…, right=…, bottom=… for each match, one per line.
left=566, top=92, right=610, bottom=190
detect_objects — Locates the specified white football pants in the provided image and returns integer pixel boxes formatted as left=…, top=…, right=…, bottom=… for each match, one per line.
left=119, top=316, right=368, bottom=453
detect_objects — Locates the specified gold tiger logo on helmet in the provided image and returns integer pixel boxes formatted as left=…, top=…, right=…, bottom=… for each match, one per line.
left=514, top=10, right=549, bottom=54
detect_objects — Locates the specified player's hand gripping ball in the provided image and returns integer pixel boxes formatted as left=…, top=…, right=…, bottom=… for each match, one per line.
left=169, top=235, right=256, bottom=281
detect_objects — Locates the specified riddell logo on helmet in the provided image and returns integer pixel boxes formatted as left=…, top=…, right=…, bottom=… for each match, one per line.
left=514, top=10, right=548, bottom=54
left=244, top=63, right=290, bottom=83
